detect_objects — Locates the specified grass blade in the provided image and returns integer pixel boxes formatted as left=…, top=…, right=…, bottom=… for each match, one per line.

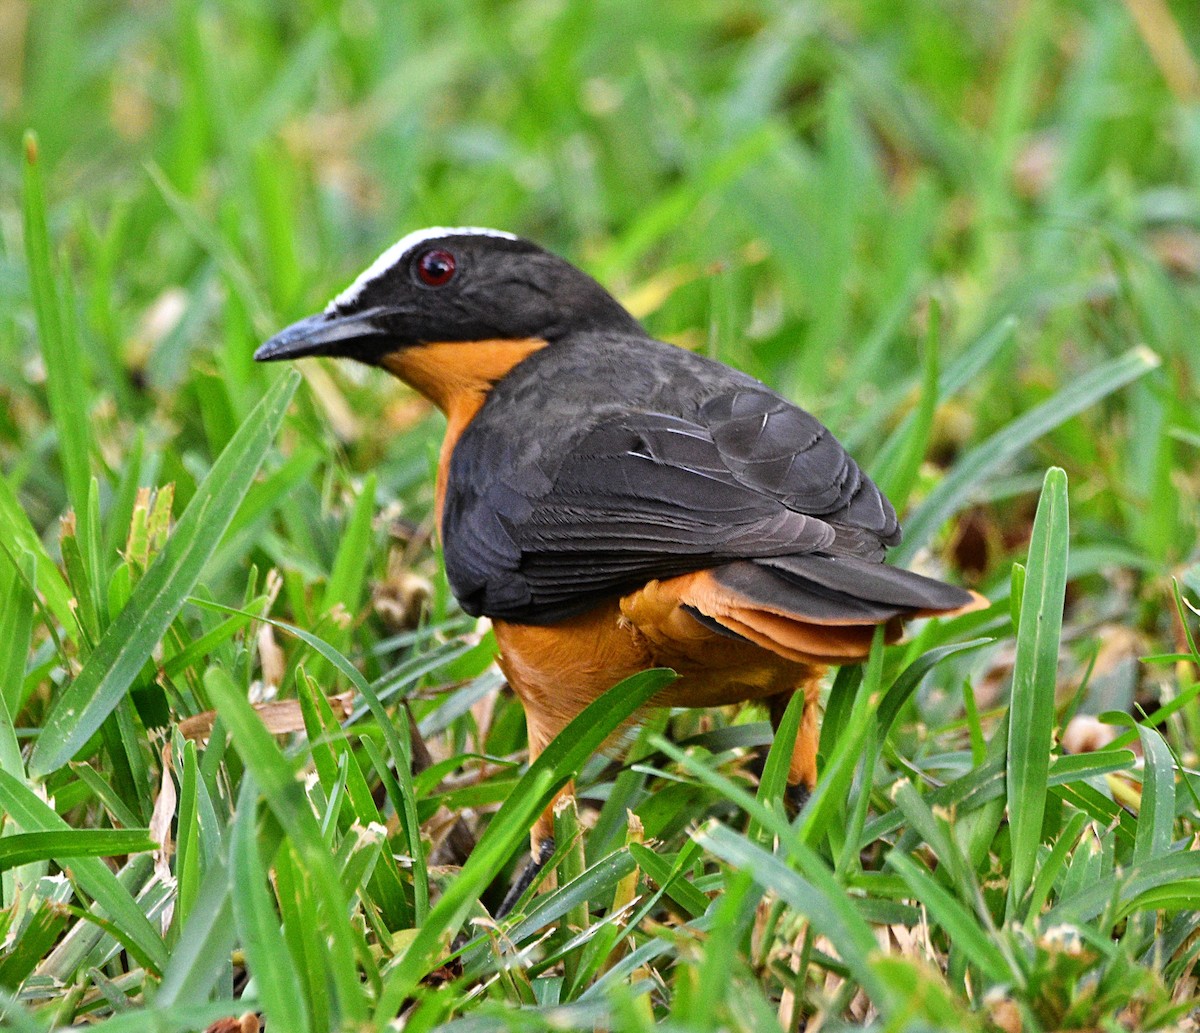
left=506, top=851, right=638, bottom=944
left=750, top=688, right=803, bottom=844
left=194, top=600, right=430, bottom=926
left=1129, top=721, right=1176, bottom=868
left=0, top=481, right=74, bottom=630
left=153, top=859, right=236, bottom=1008
left=22, top=133, right=94, bottom=534
left=203, top=667, right=366, bottom=1024
left=0, top=830, right=155, bottom=873
left=1049, top=852, right=1200, bottom=925
left=29, top=371, right=299, bottom=777
left=323, top=472, right=376, bottom=615
left=1025, top=810, right=1089, bottom=919
left=886, top=852, right=1013, bottom=985
left=895, top=347, right=1156, bottom=561
left=1006, top=467, right=1069, bottom=918
left=698, top=822, right=893, bottom=1012
left=376, top=668, right=675, bottom=1016
left=876, top=637, right=994, bottom=737
left=871, top=299, right=940, bottom=511
left=0, top=770, right=165, bottom=973
left=230, top=779, right=311, bottom=1033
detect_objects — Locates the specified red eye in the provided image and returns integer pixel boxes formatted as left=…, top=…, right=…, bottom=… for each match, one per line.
left=416, top=249, right=456, bottom=286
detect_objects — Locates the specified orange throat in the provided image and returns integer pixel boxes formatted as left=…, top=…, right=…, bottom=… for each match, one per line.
left=379, top=338, right=548, bottom=523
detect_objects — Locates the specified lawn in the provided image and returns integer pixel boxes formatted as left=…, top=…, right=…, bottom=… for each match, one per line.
left=2, top=0, right=1199, bottom=1029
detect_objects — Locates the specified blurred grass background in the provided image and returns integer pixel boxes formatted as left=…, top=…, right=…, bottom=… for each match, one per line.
left=2, top=0, right=1200, bottom=1029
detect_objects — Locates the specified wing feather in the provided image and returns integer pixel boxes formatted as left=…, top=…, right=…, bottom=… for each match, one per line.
left=446, top=389, right=915, bottom=621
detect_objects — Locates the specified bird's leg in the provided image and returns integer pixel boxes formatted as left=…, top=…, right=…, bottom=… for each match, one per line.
left=521, top=694, right=577, bottom=859
left=496, top=828, right=556, bottom=919
left=494, top=784, right=567, bottom=920
left=769, top=673, right=824, bottom=815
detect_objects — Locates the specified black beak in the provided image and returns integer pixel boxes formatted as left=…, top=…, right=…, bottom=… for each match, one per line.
left=254, top=308, right=394, bottom=363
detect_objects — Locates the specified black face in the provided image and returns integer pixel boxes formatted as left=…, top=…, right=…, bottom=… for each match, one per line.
left=255, top=230, right=642, bottom=365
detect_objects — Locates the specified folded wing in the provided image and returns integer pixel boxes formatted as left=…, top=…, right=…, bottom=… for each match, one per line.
left=448, top=386, right=978, bottom=628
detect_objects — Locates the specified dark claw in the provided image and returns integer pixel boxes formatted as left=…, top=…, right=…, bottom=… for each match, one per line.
left=495, top=836, right=556, bottom=919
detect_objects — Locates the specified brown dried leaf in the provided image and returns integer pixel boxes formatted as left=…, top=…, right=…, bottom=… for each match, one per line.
left=179, top=693, right=353, bottom=743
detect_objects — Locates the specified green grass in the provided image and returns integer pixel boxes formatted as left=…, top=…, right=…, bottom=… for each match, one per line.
left=2, top=1, right=1200, bottom=1029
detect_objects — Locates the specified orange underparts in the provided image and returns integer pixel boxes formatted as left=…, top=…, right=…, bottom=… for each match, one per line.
left=492, top=571, right=851, bottom=846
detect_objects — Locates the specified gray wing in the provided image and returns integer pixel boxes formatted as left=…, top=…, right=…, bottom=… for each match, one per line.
left=445, top=387, right=901, bottom=622
left=699, top=389, right=899, bottom=553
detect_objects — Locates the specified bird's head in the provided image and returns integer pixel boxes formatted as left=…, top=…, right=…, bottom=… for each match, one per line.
left=254, top=228, right=641, bottom=372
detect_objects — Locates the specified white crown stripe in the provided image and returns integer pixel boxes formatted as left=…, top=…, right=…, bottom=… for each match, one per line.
left=327, top=226, right=518, bottom=311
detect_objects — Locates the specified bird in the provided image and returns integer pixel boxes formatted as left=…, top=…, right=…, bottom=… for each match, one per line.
left=256, top=227, right=985, bottom=890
